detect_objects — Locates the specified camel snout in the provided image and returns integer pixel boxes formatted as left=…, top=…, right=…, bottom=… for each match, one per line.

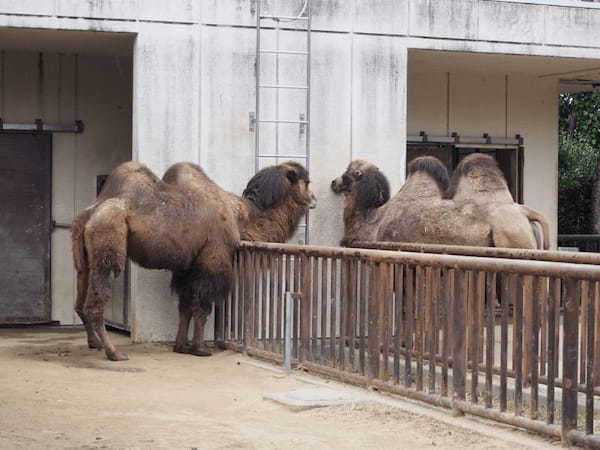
left=309, top=192, right=317, bottom=209
left=331, top=177, right=343, bottom=193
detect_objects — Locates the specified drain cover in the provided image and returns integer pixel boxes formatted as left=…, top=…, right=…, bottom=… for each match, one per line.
left=263, top=387, right=364, bottom=411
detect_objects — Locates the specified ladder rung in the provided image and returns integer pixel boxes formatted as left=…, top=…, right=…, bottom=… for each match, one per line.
left=258, top=154, right=308, bottom=159
left=258, top=119, right=308, bottom=124
left=260, top=14, right=309, bottom=21
left=259, top=84, right=308, bottom=90
left=260, top=50, right=309, bottom=56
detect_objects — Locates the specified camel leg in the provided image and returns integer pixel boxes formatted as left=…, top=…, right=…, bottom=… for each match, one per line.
left=173, top=304, right=193, bottom=354
left=85, top=266, right=128, bottom=361
left=74, top=268, right=103, bottom=350
left=188, top=302, right=213, bottom=357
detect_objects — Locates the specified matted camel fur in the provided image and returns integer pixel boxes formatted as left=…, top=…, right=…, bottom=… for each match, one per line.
left=72, top=161, right=315, bottom=361
left=332, top=154, right=550, bottom=250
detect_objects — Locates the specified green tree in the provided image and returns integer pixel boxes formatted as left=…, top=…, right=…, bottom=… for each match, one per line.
left=558, top=92, right=600, bottom=234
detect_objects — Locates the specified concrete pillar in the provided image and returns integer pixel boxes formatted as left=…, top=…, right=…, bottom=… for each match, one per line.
left=130, top=24, right=202, bottom=343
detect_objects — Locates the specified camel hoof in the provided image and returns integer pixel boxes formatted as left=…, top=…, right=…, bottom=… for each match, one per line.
left=189, top=346, right=212, bottom=357
left=173, top=344, right=190, bottom=354
left=107, top=351, right=129, bottom=361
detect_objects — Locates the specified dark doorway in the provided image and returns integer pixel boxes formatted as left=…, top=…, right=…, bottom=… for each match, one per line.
left=0, top=133, right=52, bottom=323
left=407, top=142, right=523, bottom=203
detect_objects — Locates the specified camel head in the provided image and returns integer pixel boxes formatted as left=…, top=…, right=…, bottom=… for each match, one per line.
left=242, top=161, right=316, bottom=212
left=406, top=156, right=450, bottom=194
left=331, top=160, right=390, bottom=211
left=445, top=153, right=509, bottom=200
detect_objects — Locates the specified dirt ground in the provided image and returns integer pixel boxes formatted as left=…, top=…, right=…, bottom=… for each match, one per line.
left=0, top=327, right=561, bottom=449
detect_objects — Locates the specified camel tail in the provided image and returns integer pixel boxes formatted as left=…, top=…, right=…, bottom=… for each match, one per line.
left=520, top=205, right=551, bottom=250
left=71, top=215, right=88, bottom=274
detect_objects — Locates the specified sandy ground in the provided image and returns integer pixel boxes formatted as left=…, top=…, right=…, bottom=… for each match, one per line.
left=0, top=327, right=562, bottom=450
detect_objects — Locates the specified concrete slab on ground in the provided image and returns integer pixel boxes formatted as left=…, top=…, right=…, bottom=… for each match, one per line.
left=263, top=387, right=366, bottom=411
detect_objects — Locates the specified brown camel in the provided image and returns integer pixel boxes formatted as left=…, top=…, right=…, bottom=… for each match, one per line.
left=72, top=161, right=315, bottom=361
left=330, top=159, right=391, bottom=246
left=331, top=157, right=451, bottom=246
left=444, top=153, right=550, bottom=250
left=332, top=155, right=550, bottom=250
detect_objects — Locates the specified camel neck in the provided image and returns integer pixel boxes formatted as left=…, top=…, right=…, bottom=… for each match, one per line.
left=343, top=195, right=383, bottom=243
left=240, top=198, right=304, bottom=243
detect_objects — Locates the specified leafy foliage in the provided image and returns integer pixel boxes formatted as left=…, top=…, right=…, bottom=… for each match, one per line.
left=558, top=92, right=600, bottom=234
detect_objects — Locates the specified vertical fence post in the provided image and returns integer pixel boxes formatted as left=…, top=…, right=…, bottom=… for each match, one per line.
left=243, top=250, right=254, bottom=350
left=368, top=262, right=381, bottom=381
left=485, top=272, right=496, bottom=409
left=284, top=291, right=295, bottom=372
left=300, top=254, right=311, bottom=362
left=586, top=282, right=596, bottom=435
left=562, top=278, right=580, bottom=443
left=453, top=269, right=467, bottom=412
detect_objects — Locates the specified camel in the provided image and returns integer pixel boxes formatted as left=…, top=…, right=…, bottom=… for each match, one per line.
left=331, top=156, right=453, bottom=246
left=332, top=155, right=550, bottom=250
left=72, top=161, right=316, bottom=361
left=330, top=159, right=391, bottom=246
left=444, top=153, right=550, bottom=250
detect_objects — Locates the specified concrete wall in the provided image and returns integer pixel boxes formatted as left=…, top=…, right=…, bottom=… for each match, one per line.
left=130, top=16, right=408, bottom=342
left=0, top=49, right=132, bottom=325
left=407, top=67, right=558, bottom=246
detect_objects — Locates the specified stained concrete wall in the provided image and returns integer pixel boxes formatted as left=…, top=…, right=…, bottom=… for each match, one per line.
left=0, top=49, right=132, bottom=325
left=407, top=67, right=558, bottom=247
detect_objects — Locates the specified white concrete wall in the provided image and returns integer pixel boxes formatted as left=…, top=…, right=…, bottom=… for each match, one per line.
left=0, top=49, right=132, bottom=325
left=407, top=66, right=558, bottom=247
left=130, top=24, right=202, bottom=342
left=130, top=15, right=409, bottom=342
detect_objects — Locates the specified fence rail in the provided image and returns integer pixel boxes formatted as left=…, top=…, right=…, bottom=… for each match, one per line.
left=217, top=241, right=600, bottom=448
left=353, top=240, right=600, bottom=264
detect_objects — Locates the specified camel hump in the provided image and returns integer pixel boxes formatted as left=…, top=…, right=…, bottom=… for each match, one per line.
left=162, top=162, right=215, bottom=186
left=110, top=161, right=157, bottom=180
left=453, top=153, right=504, bottom=181
left=407, top=156, right=449, bottom=191
left=446, top=153, right=508, bottom=199
left=459, top=153, right=499, bottom=172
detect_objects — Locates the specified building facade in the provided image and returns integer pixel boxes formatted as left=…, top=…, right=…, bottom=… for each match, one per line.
left=1, top=0, right=600, bottom=341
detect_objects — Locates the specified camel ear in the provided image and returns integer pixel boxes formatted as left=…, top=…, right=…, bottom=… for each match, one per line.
left=356, top=170, right=390, bottom=211
left=286, top=167, right=299, bottom=184
left=243, top=166, right=289, bottom=210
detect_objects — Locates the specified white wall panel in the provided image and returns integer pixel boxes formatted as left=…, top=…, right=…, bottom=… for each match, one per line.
left=353, top=35, right=407, bottom=194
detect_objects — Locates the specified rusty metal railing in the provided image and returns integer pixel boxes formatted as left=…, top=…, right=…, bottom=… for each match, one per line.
left=352, top=240, right=600, bottom=264
left=216, top=241, right=600, bottom=447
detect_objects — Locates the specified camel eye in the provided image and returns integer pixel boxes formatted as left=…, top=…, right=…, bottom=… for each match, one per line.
left=353, top=170, right=363, bottom=179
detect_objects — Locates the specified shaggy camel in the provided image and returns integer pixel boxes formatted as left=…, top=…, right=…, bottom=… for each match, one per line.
left=330, top=159, right=391, bottom=246
left=72, top=161, right=316, bottom=361
left=332, top=155, right=550, bottom=250
left=331, top=156, right=449, bottom=246
left=444, top=153, right=550, bottom=249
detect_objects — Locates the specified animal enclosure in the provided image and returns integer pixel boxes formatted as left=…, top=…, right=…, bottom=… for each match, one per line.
left=216, top=241, right=600, bottom=448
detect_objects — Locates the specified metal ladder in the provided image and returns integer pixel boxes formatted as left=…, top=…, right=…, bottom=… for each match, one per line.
left=253, top=0, right=312, bottom=244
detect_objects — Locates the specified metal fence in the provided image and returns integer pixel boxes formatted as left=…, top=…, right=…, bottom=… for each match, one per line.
left=216, top=241, right=600, bottom=447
